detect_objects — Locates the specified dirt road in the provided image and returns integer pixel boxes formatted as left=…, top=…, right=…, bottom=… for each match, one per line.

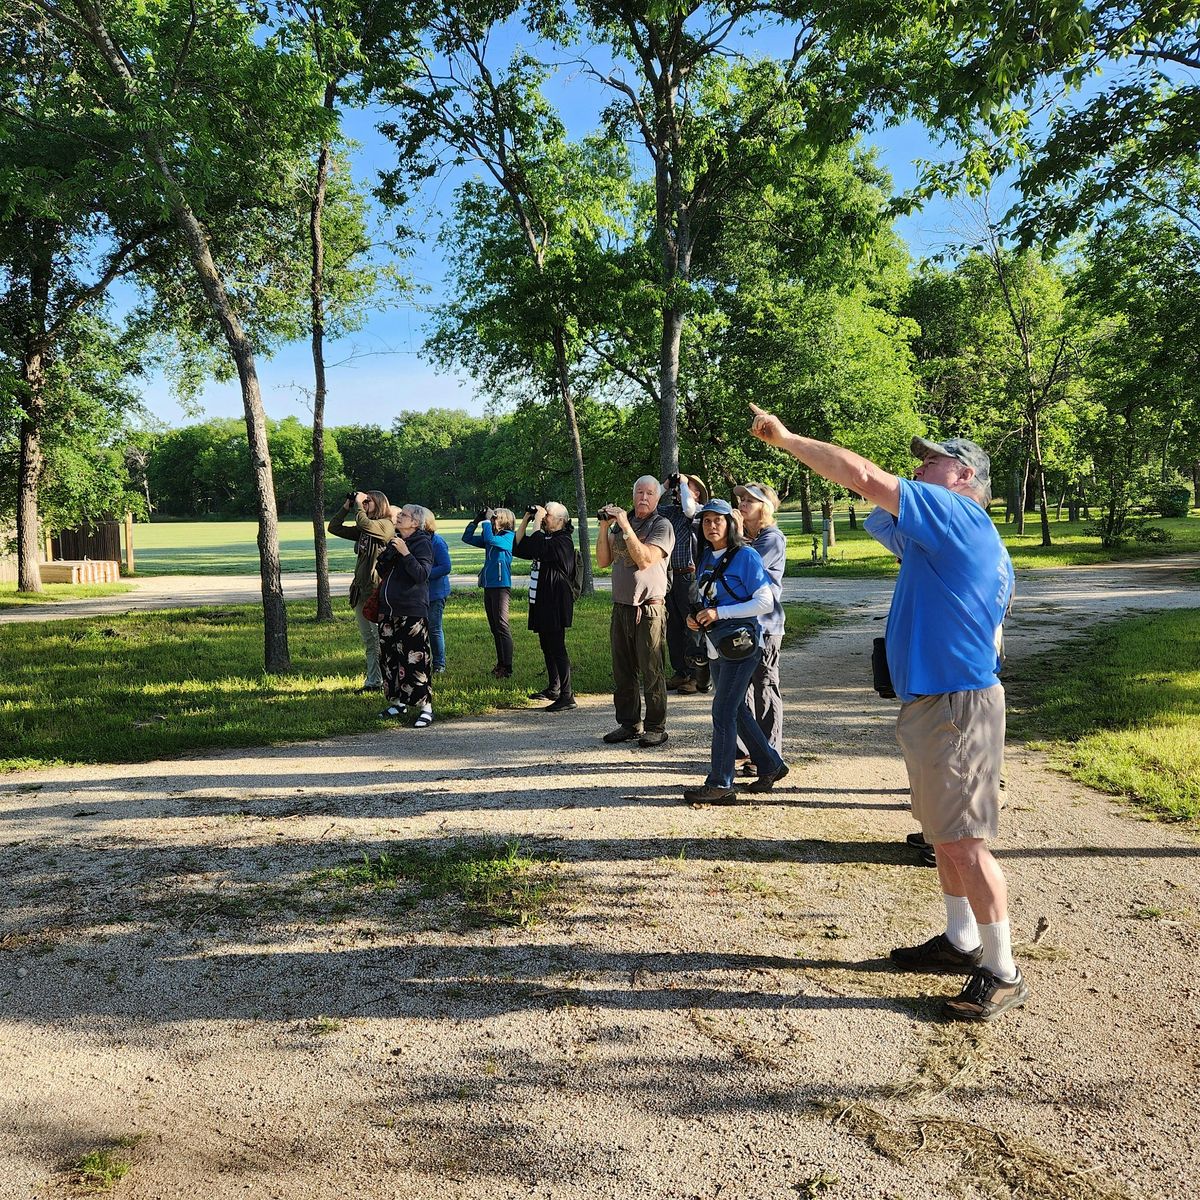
left=0, top=557, right=1197, bottom=1198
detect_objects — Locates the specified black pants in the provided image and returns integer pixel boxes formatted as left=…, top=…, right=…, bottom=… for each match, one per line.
left=538, top=627, right=572, bottom=699
left=664, top=571, right=696, bottom=678
left=484, top=587, right=512, bottom=670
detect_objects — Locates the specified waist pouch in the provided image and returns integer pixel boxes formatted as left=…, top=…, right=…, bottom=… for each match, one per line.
left=709, top=617, right=760, bottom=661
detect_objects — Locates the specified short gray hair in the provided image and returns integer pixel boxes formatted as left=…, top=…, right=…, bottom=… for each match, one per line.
left=403, top=503, right=430, bottom=530
left=544, top=501, right=569, bottom=525
left=633, top=475, right=662, bottom=499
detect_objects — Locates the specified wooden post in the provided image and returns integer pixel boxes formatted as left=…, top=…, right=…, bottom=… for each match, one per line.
left=124, top=511, right=135, bottom=575
left=43, top=528, right=52, bottom=562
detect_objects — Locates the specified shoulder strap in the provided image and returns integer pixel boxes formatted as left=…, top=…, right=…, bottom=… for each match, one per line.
left=700, top=547, right=752, bottom=604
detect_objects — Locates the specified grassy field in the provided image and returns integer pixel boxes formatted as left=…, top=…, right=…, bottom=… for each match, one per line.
left=128, top=510, right=1200, bottom=578
left=1009, top=608, right=1200, bottom=822
left=0, top=582, right=133, bottom=610
left=0, top=596, right=835, bottom=772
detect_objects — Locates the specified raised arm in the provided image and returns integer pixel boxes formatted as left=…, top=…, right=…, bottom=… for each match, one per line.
left=749, top=404, right=901, bottom=516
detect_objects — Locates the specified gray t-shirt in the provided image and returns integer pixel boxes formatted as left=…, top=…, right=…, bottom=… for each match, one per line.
left=609, top=511, right=675, bottom=605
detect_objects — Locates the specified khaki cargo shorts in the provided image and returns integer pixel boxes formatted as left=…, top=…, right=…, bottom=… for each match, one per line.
left=895, top=684, right=1005, bottom=845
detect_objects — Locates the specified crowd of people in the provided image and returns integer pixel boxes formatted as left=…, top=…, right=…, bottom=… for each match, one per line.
left=329, top=405, right=1024, bottom=1023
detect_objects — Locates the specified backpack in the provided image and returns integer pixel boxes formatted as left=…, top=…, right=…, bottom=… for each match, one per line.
left=567, top=548, right=584, bottom=600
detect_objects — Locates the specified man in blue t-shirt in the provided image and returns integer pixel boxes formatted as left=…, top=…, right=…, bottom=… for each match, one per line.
left=749, top=405, right=1026, bottom=1023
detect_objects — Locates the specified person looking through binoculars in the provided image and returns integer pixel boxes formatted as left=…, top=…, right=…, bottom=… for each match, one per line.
left=463, top=507, right=515, bottom=679
left=328, top=489, right=394, bottom=692
left=595, top=477, right=675, bottom=747
left=514, top=502, right=578, bottom=712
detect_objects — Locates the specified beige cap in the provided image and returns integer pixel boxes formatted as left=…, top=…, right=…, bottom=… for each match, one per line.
left=734, top=482, right=779, bottom=513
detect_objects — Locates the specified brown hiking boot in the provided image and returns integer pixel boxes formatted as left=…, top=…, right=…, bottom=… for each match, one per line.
left=944, top=967, right=1029, bottom=1022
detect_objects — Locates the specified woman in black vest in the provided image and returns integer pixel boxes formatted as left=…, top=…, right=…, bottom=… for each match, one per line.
left=513, top=501, right=577, bottom=712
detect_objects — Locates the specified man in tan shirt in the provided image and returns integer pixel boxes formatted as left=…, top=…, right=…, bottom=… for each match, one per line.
left=596, top=475, right=675, bottom=747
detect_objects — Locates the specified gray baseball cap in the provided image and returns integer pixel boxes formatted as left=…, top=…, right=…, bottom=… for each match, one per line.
left=911, top=436, right=991, bottom=489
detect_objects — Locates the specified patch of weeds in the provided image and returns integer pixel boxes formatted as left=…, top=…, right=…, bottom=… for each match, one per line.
left=820, top=1099, right=1134, bottom=1200
left=314, top=839, right=560, bottom=928
left=795, top=1173, right=839, bottom=1198
left=1130, top=906, right=1164, bottom=920
left=889, top=1023, right=996, bottom=1100
left=70, top=1135, right=140, bottom=1192
left=688, top=1006, right=807, bottom=1066
left=309, top=1015, right=343, bottom=1036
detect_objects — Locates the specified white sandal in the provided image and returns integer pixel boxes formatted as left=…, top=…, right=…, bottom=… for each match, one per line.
left=379, top=703, right=407, bottom=718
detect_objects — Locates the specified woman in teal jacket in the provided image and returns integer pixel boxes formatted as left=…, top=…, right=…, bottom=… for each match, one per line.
left=463, top=507, right=515, bottom=678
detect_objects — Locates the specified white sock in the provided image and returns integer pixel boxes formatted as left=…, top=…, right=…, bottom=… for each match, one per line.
left=979, top=918, right=1018, bottom=981
left=944, top=894, right=980, bottom=952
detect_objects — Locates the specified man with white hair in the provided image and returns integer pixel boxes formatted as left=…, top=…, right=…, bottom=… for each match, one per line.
left=749, top=408, right=1024, bottom=1023
left=596, top=475, right=676, bottom=747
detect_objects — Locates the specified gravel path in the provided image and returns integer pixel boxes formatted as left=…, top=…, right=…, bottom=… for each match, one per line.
left=1, top=556, right=1197, bottom=1198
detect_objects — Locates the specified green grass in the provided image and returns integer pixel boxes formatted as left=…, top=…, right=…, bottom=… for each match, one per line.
left=0, top=582, right=133, bottom=609
left=1009, top=608, right=1200, bottom=821
left=316, top=838, right=559, bottom=928
left=70, top=1138, right=139, bottom=1192
left=0, top=596, right=826, bottom=771
left=126, top=510, right=1200, bottom=580
left=129, top=518, right=533, bottom=576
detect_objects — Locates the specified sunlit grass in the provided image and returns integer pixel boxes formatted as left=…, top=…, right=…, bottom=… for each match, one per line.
left=0, top=596, right=830, bottom=771
left=0, top=582, right=133, bottom=609
left=1009, top=608, right=1200, bottom=821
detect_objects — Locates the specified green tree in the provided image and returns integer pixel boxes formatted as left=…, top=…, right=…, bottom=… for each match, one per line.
left=21, top=0, right=336, bottom=669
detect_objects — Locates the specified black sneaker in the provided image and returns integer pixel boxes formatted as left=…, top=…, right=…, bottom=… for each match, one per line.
left=944, top=967, right=1029, bottom=1022
left=544, top=697, right=577, bottom=712
left=603, top=725, right=640, bottom=743
left=683, top=785, right=738, bottom=804
left=919, top=845, right=937, bottom=868
left=746, top=763, right=790, bottom=793
left=905, top=831, right=931, bottom=849
left=638, top=730, right=669, bottom=748
left=529, top=689, right=558, bottom=701
left=890, top=933, right=983, bottom=974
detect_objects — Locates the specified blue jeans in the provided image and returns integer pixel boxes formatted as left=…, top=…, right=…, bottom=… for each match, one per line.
left=706, top=653, right=785, bottom=789
left=428, top=597, right=447, bottom=670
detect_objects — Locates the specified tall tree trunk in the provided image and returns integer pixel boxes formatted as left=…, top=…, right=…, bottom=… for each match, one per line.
left=78, top=6, right=290, bottom=671
left=309, top=89, right=336, bottom=623
left=15, top=225, right=52, bottom=593
left=16, top=370, right=45, bottom=594
left=658, top=306, right=683, bottom=478
left=1192, top=461, right=1199, bottom=508
left=800, top=472, right=813, bottom=534
left=821, top=497, right=836, bottom=547
left=1031, top=414, right=1052, bottom=547
left=1016, top=454, right=1030, bottom=535
left=552, top=326, right=593, bottom=595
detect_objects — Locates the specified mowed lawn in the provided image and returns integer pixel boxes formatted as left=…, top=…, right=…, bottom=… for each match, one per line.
left=1009, top=608, right=1200, bottom=823
left=0, top=596, right=835, bottom=772
left=130, top=509, right=1200, bottom=578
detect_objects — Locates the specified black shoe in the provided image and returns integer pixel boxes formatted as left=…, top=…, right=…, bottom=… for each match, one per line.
left=919, top=845, right=937, bottom=868
left=544, top=697, right=577, bottom=712
left=603, top=725, right=640, bottom=743
left=906, top=831, right=932, bottom=849
left=638, top=730, right=668, bottom=748
left=890, top=933, right=983, bottom=974
left=746, top=762, right=790, bottom=793
left=944, top=967, right=1029, bottom=1022
left=529, top=689, right=558, bottom=701
left=665, top=673, right=689, bottom=691
left=683, top=785, right=738, bottom=804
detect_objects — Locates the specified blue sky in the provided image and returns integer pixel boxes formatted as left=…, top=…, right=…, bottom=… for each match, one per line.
left=135, top=26, right=1004, bottom=431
